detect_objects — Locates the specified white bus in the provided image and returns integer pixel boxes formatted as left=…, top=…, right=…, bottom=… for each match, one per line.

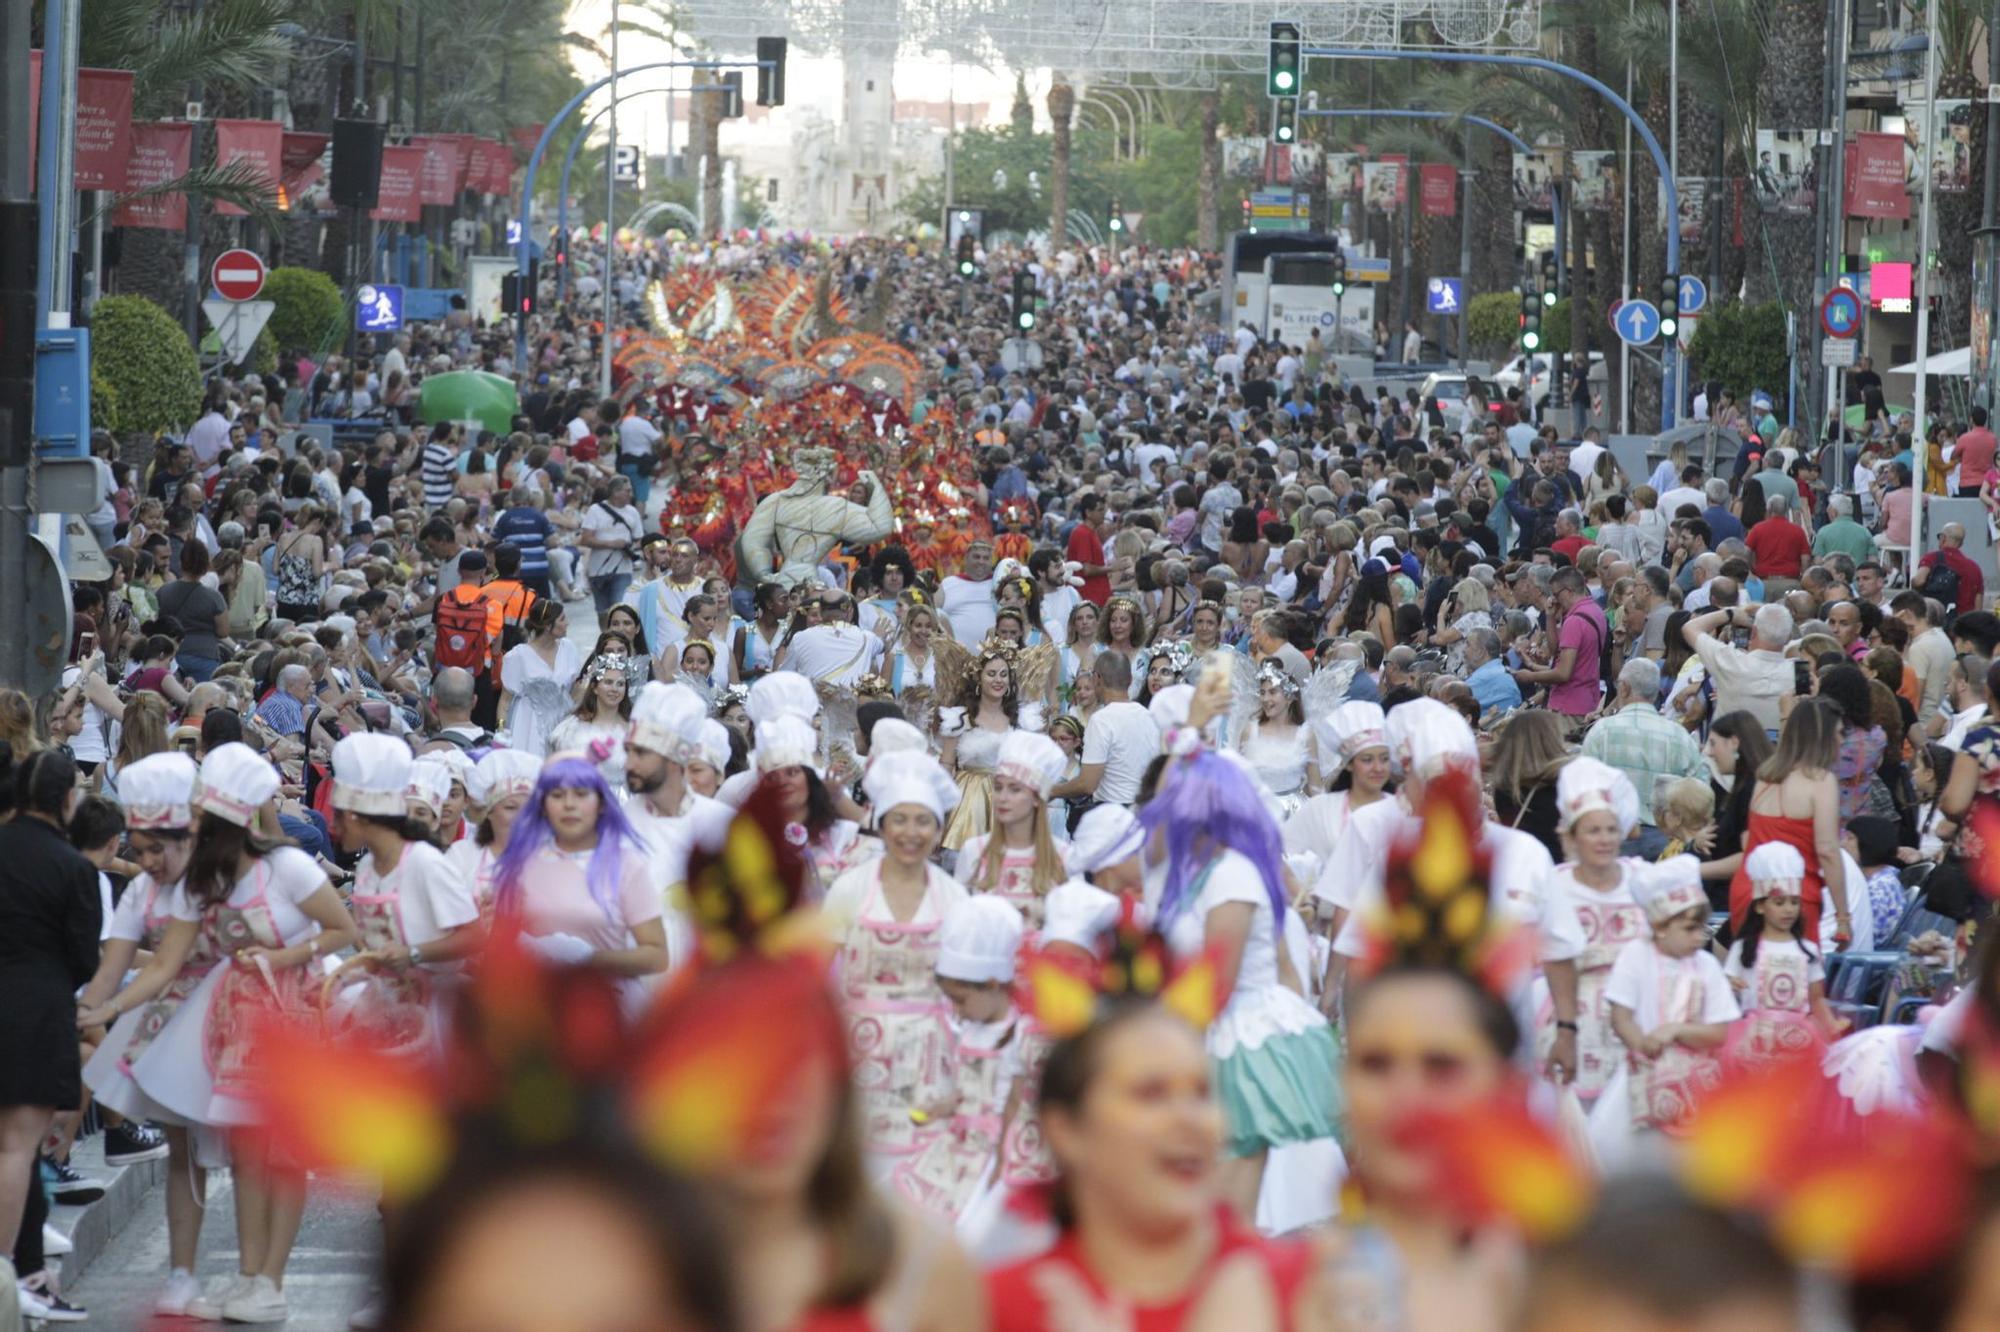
left=1221, top=231, right=1373, bottom=355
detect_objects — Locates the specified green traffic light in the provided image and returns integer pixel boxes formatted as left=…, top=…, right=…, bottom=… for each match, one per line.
left=1522, top=330, right=1541, bottom=350
left=1274, top=69, right=1295, bottom=91
left=1018, top=311, right=1036, bottom=330
left=1541, top=290, right=1557, bottom=308
left=1660, top=317, right=1678, bottom=338
left=1331, top=281, right=1345, bottom=295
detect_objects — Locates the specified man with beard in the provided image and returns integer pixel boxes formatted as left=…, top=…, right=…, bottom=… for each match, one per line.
left=622, top=680, right=735, bottom=969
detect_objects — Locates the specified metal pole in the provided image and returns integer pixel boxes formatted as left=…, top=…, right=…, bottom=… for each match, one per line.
left=1984, top=0, right=2000, bottom=410
left=1911, top=26, right=1939, bottom=566
left=3, top=0, right=38, bottom=688
left=944, top=60, right=956, bottom=218
left=1620, top=0, right=1634, bottom=435
left=1819, top=0, right=1852, bottom=445
left=1551, top=180, right=1566, bottom=414
left=1458, top=129, right=1473, bottom=372
left=1668, top=0, right=1681, bottom=424
left=602, top=0, right=618, bottom=397
left=35, top=0, right=78, bottom=328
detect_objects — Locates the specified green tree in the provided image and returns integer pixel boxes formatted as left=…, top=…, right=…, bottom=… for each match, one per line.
left=90, top=295, right=202, bottom=435
left=264, top=267, right=346, bottom=354
left=1684, top=301, right=1790, bottom=401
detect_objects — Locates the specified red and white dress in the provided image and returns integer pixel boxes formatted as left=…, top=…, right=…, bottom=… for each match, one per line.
left=83, top=874, right=223, bottom=1124
left=1721, top=936, right=1826, bottom=1069
left=1533, top=861, right=1648, bottom=1102
left=336, top=840, right=479, bottom=1055
left=951, top=834, right=1068, bottom=935
left=1587, top=939, right=1741, bottom=1166
left=892, top=1009, right=1018, bottom=1221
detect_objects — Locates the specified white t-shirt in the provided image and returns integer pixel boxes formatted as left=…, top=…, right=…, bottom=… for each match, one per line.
left=939, top=575, right=997, bottom=645
left=351, top=840, right=480, bottom=950
left=1658, top=486, right=1705, bottom=520
left=1080, top=701, right=1161, bottom=807
left=617, top=414, right=663, bottom=460
left=785, top=626, right=882, bottom=685
left=1040, top=584, right=1083, bottom=646
left=106, top=875, right=188, bottom=944
left=581, top=501, right=643, bottom=579
left=1603, top=940, right=1740, bottom=1032
left=170, top=845, right=328, bottom=946
left=1722, top=935, right=1825, bottom=1007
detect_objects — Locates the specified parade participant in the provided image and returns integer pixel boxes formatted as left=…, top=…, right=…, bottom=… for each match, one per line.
left=735, top=581, right=794, bottom=682
left=1186, top=600, right=1227, bottom=670
left=1589, top=855, right=1740, bottom=1165
left=1134, top=641, right=1194, bottom=708
left=823, top=751, right=968, bottom=1160
left=860, top=548, right=915, bottom=638
left=986, top=912, right=1313, bottom=1331
left=753, top=714, right=870, bottom=891
left=684, top=719, right=735, bottom=797
left=490, top=755, right=670, bottom=995
left=1141, top=746, right=1340, bottom=1220
left=1534, top=757, right=1647, bottom=1104
left=1058, top=601, right=1101, bottom=707
left=1098, top=594, right=1148, bottom=663
left=894, top=896, right=1026, bottom=1222
left=499, top=598, right=581, bottom=756
left=940, top=650, right=1044, bottom=853
left=549, top=650, right=635, bottom=789
left=952, top=732, right=1070, bottom=931
left=1238, top=663, right=1312, bottom=821
left=403, top=752, right=457, bottom=846
left=1721, top=842, right=1838, bottom=1066
left=1289, top=701, right=1390, bottom=870
left=127, top=743, right=359, bottom=1323
left=622, top=681, right=735, bottom=961
left=447, top=749, right=542, bottom=912
left=74, top=753, right=218, bottom=1318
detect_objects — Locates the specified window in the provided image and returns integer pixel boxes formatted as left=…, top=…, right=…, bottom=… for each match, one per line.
left=865, top=80, right=875, bottom=92
left=767, top=178, right=780, bottom=202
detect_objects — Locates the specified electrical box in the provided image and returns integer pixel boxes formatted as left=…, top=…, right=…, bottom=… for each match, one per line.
left=34, top=326, right=91, bottom=459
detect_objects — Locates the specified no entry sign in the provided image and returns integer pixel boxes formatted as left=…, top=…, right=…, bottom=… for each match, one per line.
left=211, top=249, right=267, bottom=302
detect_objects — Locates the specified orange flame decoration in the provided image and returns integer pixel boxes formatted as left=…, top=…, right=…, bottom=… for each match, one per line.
left=237, top=781, right=847, bottom=1197
left=1354, top=767, right=1533, bottom=995
left=1015, top=899, right=1229, bottom=1039
left=1389, top=1089, right=1594, bottom=1241
left=1678, top=1053, right=1974, bottom=1277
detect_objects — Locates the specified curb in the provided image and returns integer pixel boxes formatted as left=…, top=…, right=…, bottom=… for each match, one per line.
left=48, top=1138, right=165, bottom=1287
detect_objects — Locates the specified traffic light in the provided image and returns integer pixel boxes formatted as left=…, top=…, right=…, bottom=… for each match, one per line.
left=1273, top=97, right=1297, bottom=144
left=755, top=36, right=787, bottom=106
left=1658, top=274, right=1680, bottom=339
left=1330, top=249, right=1347, bottom=296
left=1108, top=198, right=1124, bottom=235
left=1268, top=20, right=1301, bottom=97
left=1011, top=271, right=1037, bottom=332
left=956, top=232, right=976, bottom=278
left=720, top=71, right=745, bottom=119
left=1520, top=290, right=1542, bottom=352
left=502, top=271, right=520, bottom=313
left=1540, top=252, right=1559, bottom=307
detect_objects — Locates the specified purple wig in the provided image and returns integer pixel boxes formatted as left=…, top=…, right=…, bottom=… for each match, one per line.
left=492, top=756, right=648, bottom=924
left=1137, top=749, right=1289, bottom=926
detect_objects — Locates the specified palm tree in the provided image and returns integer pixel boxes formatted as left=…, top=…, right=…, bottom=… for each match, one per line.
left=1924, top=0, right=1989, bottom=358
left=1048, top=78, right=1074, bottom=245
left=1198, top=91, right=1220, bottom=249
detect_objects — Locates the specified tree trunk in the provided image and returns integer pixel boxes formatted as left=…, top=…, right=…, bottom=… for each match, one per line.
left=1048, top=80, right=1074, bottom=246
left=1469, top=128, right=1513, bottom=298
left=1198, top=92, right=1220, bottom=250
left=1937, top=65, right=1984, bottom=358
left=1747, top=0, right=1823, bottom=315
left=700, top=89, right=723, bottom=237
left=1569, top=22, right=1613, bottom=363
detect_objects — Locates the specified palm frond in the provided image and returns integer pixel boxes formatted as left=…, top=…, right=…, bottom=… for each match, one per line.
left=85, top=158, right=283, bottom=232
left=134, top=0, right=294, bottom=111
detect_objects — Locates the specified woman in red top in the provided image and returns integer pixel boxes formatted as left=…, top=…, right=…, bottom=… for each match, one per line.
left=986, top=998, right=1311, bottom=1332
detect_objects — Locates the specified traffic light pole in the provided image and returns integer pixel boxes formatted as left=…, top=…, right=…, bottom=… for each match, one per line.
left=1305, top=46, right=1680, bottom=432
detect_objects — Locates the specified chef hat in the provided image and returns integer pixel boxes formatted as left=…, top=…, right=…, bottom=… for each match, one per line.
left=1630, top=854, right=1709, bottom=926
left=1369, top=533, right=1400, bottom=559
left=627, top=681, right=709, bottom=759
left=467, top=748, right=542, bottom=808
left=869, top=717, right=928, bottom=759
left=861, top=750, right=961, bottom=823
left=1147, top=683, right=1194, bottom=734
left=1042, top=878, right=1123, bottom=952
left=1070, top=804, right=1145, bottom=875
left=753, top=715, right=821, bottom=774
left=1313, top=700, right=1387, bottom=774
left=196, top=742, right=280, bottom=827
left=1746, top=842, right=1807, bottom=900
left=935, top=896, right=1025, bottom=984
left=119, top=752, right=199, bottom=831
left=1555, top=756, right=1641, bottom=837
left=331, top=733, right=415, bottom=816
left=995, top=731, right=1067, bottom=800
left=1386, top=698, right=1478, bottom=780
left=684, top=719, right=732, bottom=773
left=747, top=671, right=820, bottom=726
left=430, top=747, right=476, bottom=792
left=405, top=755, right=456, bottom=818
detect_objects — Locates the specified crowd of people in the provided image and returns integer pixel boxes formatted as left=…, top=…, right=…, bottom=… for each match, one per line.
left=3, top=229, right=2000, bottom=1330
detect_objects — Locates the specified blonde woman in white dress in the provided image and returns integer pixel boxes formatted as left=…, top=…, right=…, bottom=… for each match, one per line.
left=951, top=731, right=1070, bottom=933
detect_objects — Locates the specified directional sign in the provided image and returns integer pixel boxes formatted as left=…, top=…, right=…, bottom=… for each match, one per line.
left=201, top=298, right=274, bottom=365
left=505, top=219, right=522, bottom=247
left=210, top=248, right=266, bottom=302
left=1614, top=298, right=1661, bottom=346
left=355, top=283, right=404, bottom=333
left=1426, top=277, right=1463, bottom=315
left=1678, top=275, right=1708, bottom=315
left=1821, top=287, right=1863, bottom=339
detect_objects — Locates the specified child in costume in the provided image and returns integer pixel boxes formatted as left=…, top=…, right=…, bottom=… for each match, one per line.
left=1721, top=842, right=1839, bottom=1068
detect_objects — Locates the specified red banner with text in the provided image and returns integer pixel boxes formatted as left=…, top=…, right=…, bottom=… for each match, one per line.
left=73, top=66, right=136, bottom=190
left=370, top=145, right=425, bottom=222
left=411, top=135, right=466, bottom=206
left=280, top=132, right=330, bottom=204
left=112, top=121, right=193, bottom=230
left=212, top=118, right=284, bottom=216
left=1420, top=163, right=1458, bottom=217
left=1844, top=132, right=1910, bottom=219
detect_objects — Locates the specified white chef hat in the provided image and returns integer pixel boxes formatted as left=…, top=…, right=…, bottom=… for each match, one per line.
left=1070, top=804, right=1145, bottom=875
left=753, top=715, right=821, bottom=774
left=1746, top=842, right=1807, bottom=900
left=683, top=719, right=732, bottom=773
left=1630, top=854, right=1709, bottom=926
left=861, top=750, right=961, bottom=823
left=119, top=752, right=199, bottom=831
left=935, top=896, right=1025, bottom=984
left=627, top=681, right=710, bottom=759
left=1555, top=756, right=1641, bottom=837
left=466, top=748, right=542, bottom=808
left=331, top=733, right=416, bottom=816
left=1386, top=697, right=1478, bottom=780
left=868, top=717, right=928, bottom=759
left=405, top=754, right=456, bottom=818
left=747, top=671, right=820, bottom=726
left=1042, top=878, right=1124, bottom=952
left=995, top=731, right=1067, bottom=800
left=1312, top=700, right=1388, bottom=775
left=430, top=747, right=476, bottom=793
left=196, top=742, right=280, bottom=827
left=1147, top=683, right=1195, bottom=736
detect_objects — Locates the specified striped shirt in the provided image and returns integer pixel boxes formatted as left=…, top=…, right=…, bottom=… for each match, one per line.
left=421, top=443, right=458, bottom=509
left=493, top=507, right=554, bottom=579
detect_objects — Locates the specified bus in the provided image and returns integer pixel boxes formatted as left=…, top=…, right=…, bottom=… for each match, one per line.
left=1220, top=230, right=1373, bottom=354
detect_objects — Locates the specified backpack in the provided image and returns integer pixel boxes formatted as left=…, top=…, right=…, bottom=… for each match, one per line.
left=434, top=590, right=492, bottom=671
left=1923, top=558, right=1961, bottom=619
